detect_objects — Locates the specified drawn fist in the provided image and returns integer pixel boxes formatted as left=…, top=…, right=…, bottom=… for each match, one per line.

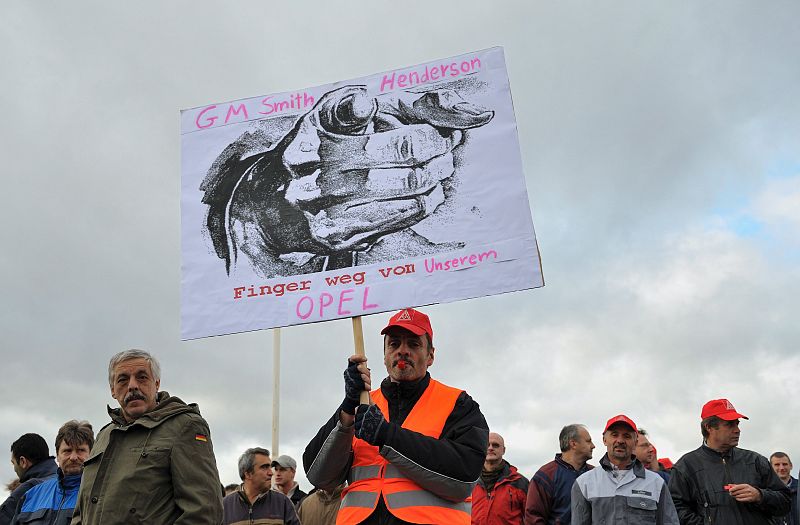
left=206, top=85, right=493, bottom=275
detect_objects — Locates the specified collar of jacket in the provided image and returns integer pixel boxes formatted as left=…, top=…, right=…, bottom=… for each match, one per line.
left=379, top=373, right=431, bottom=424
left=555, top=453, right=592, bottom=473
left=57, top=467, right=82, bottom=490
left=20, top=456, right=57, bottom=483
left=106, top=391, right=199, bottom=428
left=380, top=373, right=431, bottom=399
left=700, top=442, right=735, bottom=460
left=599, top=453, right=646, bottom=478
left=236, top=486, right=282, bottom=507
left=315, top=484, right=345, bottom=503
left=478, top=460, right=518, bottom=488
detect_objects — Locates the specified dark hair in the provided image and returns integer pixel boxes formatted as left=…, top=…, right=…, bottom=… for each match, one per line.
left=10, top=433, right=49, bottom=464
left=770, top=451, right=792, bottom=463
left=238, top=447, right=270, bottom=480
left=55, top=420, right=94, bottom=452
left=700, top=416, right=722, bottom=438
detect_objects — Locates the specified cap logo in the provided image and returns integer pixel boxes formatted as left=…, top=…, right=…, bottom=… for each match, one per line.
left=397, top=309, right=413, bottom=322
left=725, top=400, right=734, bottom=410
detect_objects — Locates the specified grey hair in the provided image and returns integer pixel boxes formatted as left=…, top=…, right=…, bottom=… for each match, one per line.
left=238, top=447, right=270, bottom=480
left=108, top=349, right=161, bottom=387
left=559, top=424, right=587, bottom=452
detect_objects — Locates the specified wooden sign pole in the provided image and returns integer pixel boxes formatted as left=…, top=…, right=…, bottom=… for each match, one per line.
left=351, top=316, right=372, bottom=404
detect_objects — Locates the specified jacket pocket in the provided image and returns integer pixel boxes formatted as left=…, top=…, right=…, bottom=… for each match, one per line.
left=625, top=496, right=657, bottom=524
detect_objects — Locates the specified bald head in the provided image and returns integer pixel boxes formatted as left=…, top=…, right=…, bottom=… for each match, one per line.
left=484, top=432, right=506, bottom=470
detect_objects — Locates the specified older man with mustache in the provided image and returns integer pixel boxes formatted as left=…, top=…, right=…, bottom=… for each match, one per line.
left=71, top=349, right=223, bottom=525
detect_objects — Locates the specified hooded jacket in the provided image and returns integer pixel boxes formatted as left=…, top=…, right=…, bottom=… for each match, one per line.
left=71, top=392, right=223, bottom=525
left=11, top=468, right=81, bottom=525
left=0, top=457, right=58, bottom=524
left=669, top=444, right=791, bottom=525
left=472, top=460, right=529, bottom=525
left=297, top=485, right=346, bottom=525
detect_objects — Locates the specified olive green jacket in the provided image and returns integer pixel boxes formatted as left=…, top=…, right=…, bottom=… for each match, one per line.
left=71, top=392, right=223, bottom=524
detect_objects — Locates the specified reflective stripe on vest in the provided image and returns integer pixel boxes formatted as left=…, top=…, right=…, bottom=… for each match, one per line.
left=340, top=490, right=379, bottom=509
left=385, top=490, right=472, bottom=514
left=336, top=378, right=469, bottom=525
left=349, top=465, right=381, bottom=483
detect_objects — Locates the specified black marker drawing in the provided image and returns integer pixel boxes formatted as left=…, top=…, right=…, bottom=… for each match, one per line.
left=200, top=83, right=494, bottom=278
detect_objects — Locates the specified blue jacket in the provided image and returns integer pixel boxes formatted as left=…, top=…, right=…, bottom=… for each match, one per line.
left=0, top=458, right=58, bottom=525
left=11, top=469, right=81, bottom=525
left=525, top=454, right=593, bottom=525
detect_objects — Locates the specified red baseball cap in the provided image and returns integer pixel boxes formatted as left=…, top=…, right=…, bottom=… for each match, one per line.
left=381, top=308, right=433, bottom=343
left=658, top=457, right=674, bottom=470
left=604, top=414, right=637, bottom=433
left=700, top=399, right=748, bottom=420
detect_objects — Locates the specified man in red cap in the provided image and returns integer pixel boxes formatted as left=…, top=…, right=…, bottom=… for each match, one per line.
left=571, top=415, right=678, bottom=524
left=303, top=307, right=489, bottom=525
left=668, top=398, right=791, bottom=524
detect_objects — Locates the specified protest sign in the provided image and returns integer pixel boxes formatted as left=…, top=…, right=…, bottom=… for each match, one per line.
left=180, top=46, right=543, bottom=340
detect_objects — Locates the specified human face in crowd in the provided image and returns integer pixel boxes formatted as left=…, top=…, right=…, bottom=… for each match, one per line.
left=574, top=426, right=596, bottom=462
left=245, top=453, right=273, bottom=494
left=707, top=419, right=740, bottom=452
left=603, top=423, right=637, bottom=467
left=57, top=440, right=91, bottom=476
left=485, top=433, right=506, bottom=463
left=10, top=454, right=27, bottom=479
left=273, top=465, right=296, bottom=490
left=110, top=358, right=160, bottom=422
left=635, top=434, right=654, bottom=465
left=771, top=455, right=793, bottom=483
left=383, top=327, right=434, bottom=382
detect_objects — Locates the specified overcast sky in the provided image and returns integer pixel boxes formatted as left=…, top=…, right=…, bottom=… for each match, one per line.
left=1, top=0, right=799, bottom=497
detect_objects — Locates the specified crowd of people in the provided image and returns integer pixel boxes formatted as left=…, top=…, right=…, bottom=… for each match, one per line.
left=1, top=308, right=797, bottom=524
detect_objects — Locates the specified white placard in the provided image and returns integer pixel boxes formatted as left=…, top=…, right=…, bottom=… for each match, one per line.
left=180, top=47, right=543, bottom=340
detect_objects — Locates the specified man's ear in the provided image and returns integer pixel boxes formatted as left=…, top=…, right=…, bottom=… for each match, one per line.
left=427, top=347, right=435, bottom=367
left=155, top=379, right=161, bottom=391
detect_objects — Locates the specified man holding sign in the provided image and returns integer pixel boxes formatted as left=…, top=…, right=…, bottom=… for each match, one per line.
left=303, top=308, right=488, bottom=524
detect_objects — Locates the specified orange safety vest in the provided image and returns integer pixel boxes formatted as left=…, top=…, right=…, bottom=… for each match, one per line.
left=336, top=379, right=471, bottom=525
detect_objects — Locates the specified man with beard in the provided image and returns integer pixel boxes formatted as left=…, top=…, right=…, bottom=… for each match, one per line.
left=472, top=432, right=528, bottom=524
left=11, top=421, right=94, bottom=524
left=304, top=308, right=489, bottom=525
left=0, top=434, right=57, bottom=524
left=71, top=349, right=223, bottom=524
left=668, top=399, right=790, bottom=524
left=572, top=415, right=678, bottom=524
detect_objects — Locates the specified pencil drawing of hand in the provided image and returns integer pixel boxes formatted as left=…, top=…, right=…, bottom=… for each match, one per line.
left=202, top=85, right=494, bottom=277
